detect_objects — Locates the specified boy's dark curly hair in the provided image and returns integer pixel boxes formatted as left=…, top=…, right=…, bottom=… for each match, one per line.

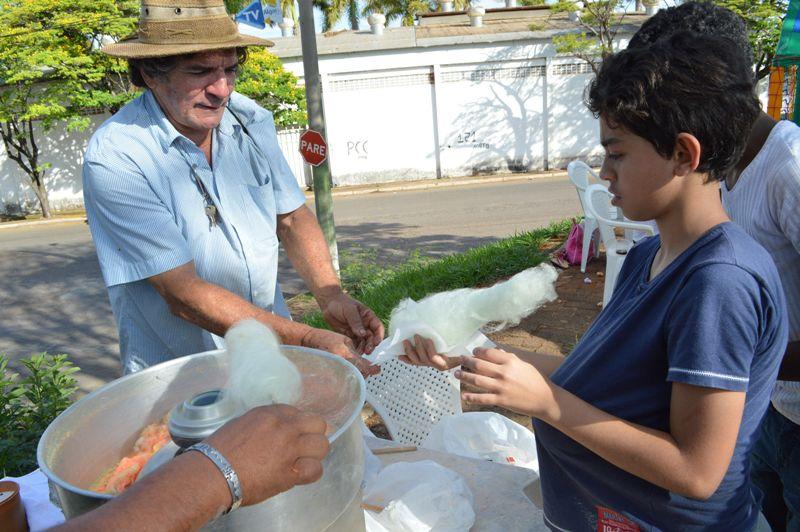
left=628, top=1, right=753, bottom=70
left=587, top=32, right=760, bottom=183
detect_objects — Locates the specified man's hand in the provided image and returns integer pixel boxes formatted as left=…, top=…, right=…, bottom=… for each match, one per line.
left=456, top=347, right=556, bottom=418
left=320, top=292, right=384, bottom=354
left=205, top=405, right=329, bottom=506
left=300, top=327, right=380, bottom=377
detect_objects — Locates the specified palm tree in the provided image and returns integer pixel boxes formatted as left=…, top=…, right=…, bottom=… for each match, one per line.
left=363, top=0, right=470, bottom=26
left=314, top=0, right=361, bottom=30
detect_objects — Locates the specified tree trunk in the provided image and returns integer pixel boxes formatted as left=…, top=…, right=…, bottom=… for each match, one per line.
left=635, top=0, right=643, bottom=11
left=348, top=0, right=359, bottom=30
left=31, top=173, right=52, bottom=219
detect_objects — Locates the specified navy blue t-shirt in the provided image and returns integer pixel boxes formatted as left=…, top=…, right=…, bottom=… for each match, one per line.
left=533, top=223, right=787, bottom=531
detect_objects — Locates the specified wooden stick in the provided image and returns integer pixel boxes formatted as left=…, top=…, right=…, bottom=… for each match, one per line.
left=370, top=445, right=417, bottom=455
left=361, top=503, right=385, bottom=513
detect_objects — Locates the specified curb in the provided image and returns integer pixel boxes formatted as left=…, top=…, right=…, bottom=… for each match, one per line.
left=0, top=171, right=570, bottom=229
left=305, top=170, right=570, bottom=198
left=0, top=217, right=86, bottom=230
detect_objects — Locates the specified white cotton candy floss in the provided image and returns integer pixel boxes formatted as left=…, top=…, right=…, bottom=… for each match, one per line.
left=368, top=263, right=558, bottom=364
left=224, top=319, right=302, bottom=408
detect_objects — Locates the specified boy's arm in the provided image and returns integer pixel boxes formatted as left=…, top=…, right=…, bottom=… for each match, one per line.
left=459, top=348, right=743, bottom=500
left=400, top=336, right=565, bottom=377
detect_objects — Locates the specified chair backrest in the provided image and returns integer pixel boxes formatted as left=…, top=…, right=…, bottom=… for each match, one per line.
left=567, top=160, right=600, bottom=213
left=583, top=184, right=618, bottom=247
left=365, top=358, right=462, bottom=446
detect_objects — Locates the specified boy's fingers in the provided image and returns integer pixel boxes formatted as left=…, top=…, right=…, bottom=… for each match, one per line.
left=403, top=340, right=422, bottom=365
left=460, top=355, right=502, bottom=378
left=455, top=369, right=501, bottom=393
left=473, top=347, right=511, bottom=363
left=461, top=391, right=500, bottom=406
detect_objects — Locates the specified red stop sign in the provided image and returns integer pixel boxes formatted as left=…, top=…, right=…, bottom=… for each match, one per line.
left=299, top=129, right=328, bottom=166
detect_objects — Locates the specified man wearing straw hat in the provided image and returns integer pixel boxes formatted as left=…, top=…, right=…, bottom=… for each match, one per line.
left=82, top=0, right=383, bottom=376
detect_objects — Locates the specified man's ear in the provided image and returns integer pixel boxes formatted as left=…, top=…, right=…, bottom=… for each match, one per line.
left=672, top=133, right=702, bottom=177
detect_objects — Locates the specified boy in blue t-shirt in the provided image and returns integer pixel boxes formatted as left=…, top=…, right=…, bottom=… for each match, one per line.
left=402, top=32, right=788, bottom=530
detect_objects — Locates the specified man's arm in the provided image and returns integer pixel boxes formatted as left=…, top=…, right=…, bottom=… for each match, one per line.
left=148, top=262, right=364, bottom=367
left=53, top=406, right=329, bottom=531
left=277, top=205, right=384, bottom=353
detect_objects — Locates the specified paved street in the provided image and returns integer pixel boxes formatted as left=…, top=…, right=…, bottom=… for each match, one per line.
left=0, top=176, right=580, bottom=392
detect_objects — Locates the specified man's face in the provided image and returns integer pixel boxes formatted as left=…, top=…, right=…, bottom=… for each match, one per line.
left=598, top=118, right=680, bottom=222
left=144, top=50, right=238, bottom=141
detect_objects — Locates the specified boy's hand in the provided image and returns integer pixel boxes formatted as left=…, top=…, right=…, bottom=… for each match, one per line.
left=400, top=334, right=461, bottom=371
left=457, top=347, right=556, bottom=419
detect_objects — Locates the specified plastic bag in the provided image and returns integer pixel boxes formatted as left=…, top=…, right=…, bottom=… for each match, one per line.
left=422, top=412, right=539, bottom=472
left=563, top=218, right=593, bottom=266
left=363, top=460, right=475, bottom=532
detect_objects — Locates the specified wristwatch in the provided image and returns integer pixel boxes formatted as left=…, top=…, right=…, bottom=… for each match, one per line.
left=186, top=442, right=244, bottom=514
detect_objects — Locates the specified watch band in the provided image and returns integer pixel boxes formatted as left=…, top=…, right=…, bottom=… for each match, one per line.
left=187, top=442, right=244, bottom=514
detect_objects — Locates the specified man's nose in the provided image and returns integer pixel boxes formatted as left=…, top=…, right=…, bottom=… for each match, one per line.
left=206, top=73, right=232, bottom=100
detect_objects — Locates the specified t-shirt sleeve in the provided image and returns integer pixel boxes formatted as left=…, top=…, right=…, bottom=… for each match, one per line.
left=665, top=264, right=763, bottom=392
left=256, top=112, right=306, bottom=215
left=83, top=151, right=192, bottom=287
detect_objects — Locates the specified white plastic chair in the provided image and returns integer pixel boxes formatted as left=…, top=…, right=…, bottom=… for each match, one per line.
left=567, top=160, right=603, bottom=272
left=583, top=184, right=655, bottom=307
left=365, top=358, right=462, bottom=446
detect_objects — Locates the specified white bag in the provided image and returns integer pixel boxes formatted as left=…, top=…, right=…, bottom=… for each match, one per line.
left=363, top=460, right=475, bottom=532
left=422, top=412, right=539, bottom=472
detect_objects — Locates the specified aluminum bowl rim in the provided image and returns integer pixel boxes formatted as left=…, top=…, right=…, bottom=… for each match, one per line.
left=37, top=346, right=366, bottom=501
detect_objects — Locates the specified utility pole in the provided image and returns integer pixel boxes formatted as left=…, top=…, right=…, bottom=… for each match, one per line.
left=298, top=0, right=339, bottom=273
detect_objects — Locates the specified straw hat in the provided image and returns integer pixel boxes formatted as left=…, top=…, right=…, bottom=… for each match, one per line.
left=103, top=0, right=273, bottom=59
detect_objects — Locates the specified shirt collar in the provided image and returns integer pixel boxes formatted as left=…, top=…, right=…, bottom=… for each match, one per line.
left=142, top=89, right=242, bottom=150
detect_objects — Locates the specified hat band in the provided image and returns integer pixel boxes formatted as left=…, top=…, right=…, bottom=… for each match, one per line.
left=138, top=15, right=240, bottom=44
left=141, top=5, right=228, bottom=19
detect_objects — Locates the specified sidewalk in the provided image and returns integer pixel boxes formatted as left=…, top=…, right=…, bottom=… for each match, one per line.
left=0, top=169, right=569, bottom=230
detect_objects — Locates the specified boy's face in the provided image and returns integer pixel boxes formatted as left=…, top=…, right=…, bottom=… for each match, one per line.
left=598, top=118, right=680, bottom=221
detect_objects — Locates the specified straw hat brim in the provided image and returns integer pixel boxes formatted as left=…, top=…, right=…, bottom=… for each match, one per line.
left=102, top=34, right=274, bottom=59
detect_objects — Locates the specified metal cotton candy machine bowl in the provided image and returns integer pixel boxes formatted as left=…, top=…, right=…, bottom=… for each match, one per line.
left=37, top=347, right=367, bottom=531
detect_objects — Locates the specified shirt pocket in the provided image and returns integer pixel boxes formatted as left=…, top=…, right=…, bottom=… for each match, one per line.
left=243, top=182, right=278, bottom=233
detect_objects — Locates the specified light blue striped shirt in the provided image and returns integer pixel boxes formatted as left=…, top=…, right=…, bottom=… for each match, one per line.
left=83, top=90, right=306, bottom=374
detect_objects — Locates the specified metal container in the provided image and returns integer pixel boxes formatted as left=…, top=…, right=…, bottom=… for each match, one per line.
left=37, top=347, right=366, bottom=531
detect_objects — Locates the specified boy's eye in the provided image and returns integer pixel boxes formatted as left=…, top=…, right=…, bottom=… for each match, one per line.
left=606, top=153, right=622, bottom=161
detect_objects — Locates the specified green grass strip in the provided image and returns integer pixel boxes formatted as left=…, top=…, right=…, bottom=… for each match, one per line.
left=303, top=218, right=571, bottom=329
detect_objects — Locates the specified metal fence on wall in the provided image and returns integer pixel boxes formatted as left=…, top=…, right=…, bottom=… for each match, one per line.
left=276, top=126, right=313, bottom=189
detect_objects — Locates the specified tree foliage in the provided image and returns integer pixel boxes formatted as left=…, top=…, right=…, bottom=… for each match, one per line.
left=0, top=0, right=138, bottom=217
left=237, top=48, right=307, bottom=126
left=712, top=0, right=788, bottom=80
left=548, top=1, right=628, bottom=74
left=363, top=0, right=470, bottom=26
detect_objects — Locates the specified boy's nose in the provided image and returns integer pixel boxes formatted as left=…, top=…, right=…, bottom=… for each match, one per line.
left=599, top=158, right=615, bottom=182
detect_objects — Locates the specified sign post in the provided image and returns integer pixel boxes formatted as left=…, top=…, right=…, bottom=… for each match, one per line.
left=298, top=0, right=339, bottom=273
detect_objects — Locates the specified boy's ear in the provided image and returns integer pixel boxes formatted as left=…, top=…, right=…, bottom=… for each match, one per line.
left=672, top=133, right=702, bottom=177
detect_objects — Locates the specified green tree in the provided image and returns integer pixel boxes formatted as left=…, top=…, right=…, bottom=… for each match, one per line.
left=236, top=48, right=307, bottom=126
left=712, top=0, right=788, bottom=80
left=0, top=0, right=138, bottom=218
left=315, top=0, right=361, bottom=31
left=364, top=0, right=470, bottom=26
left=548, top=1, right=629, bottom=74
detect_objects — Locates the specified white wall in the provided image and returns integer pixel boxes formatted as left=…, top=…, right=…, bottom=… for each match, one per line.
left=0, top=114, right=309, bottom=214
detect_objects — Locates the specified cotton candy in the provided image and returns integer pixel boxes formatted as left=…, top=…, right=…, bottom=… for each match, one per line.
left=225, top=319, right=302, bottom=408
left=383, top=263, right=558, bottom=355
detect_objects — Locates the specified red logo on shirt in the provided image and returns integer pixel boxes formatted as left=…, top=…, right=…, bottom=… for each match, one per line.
left=596, top=506, right=640, bottom=532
